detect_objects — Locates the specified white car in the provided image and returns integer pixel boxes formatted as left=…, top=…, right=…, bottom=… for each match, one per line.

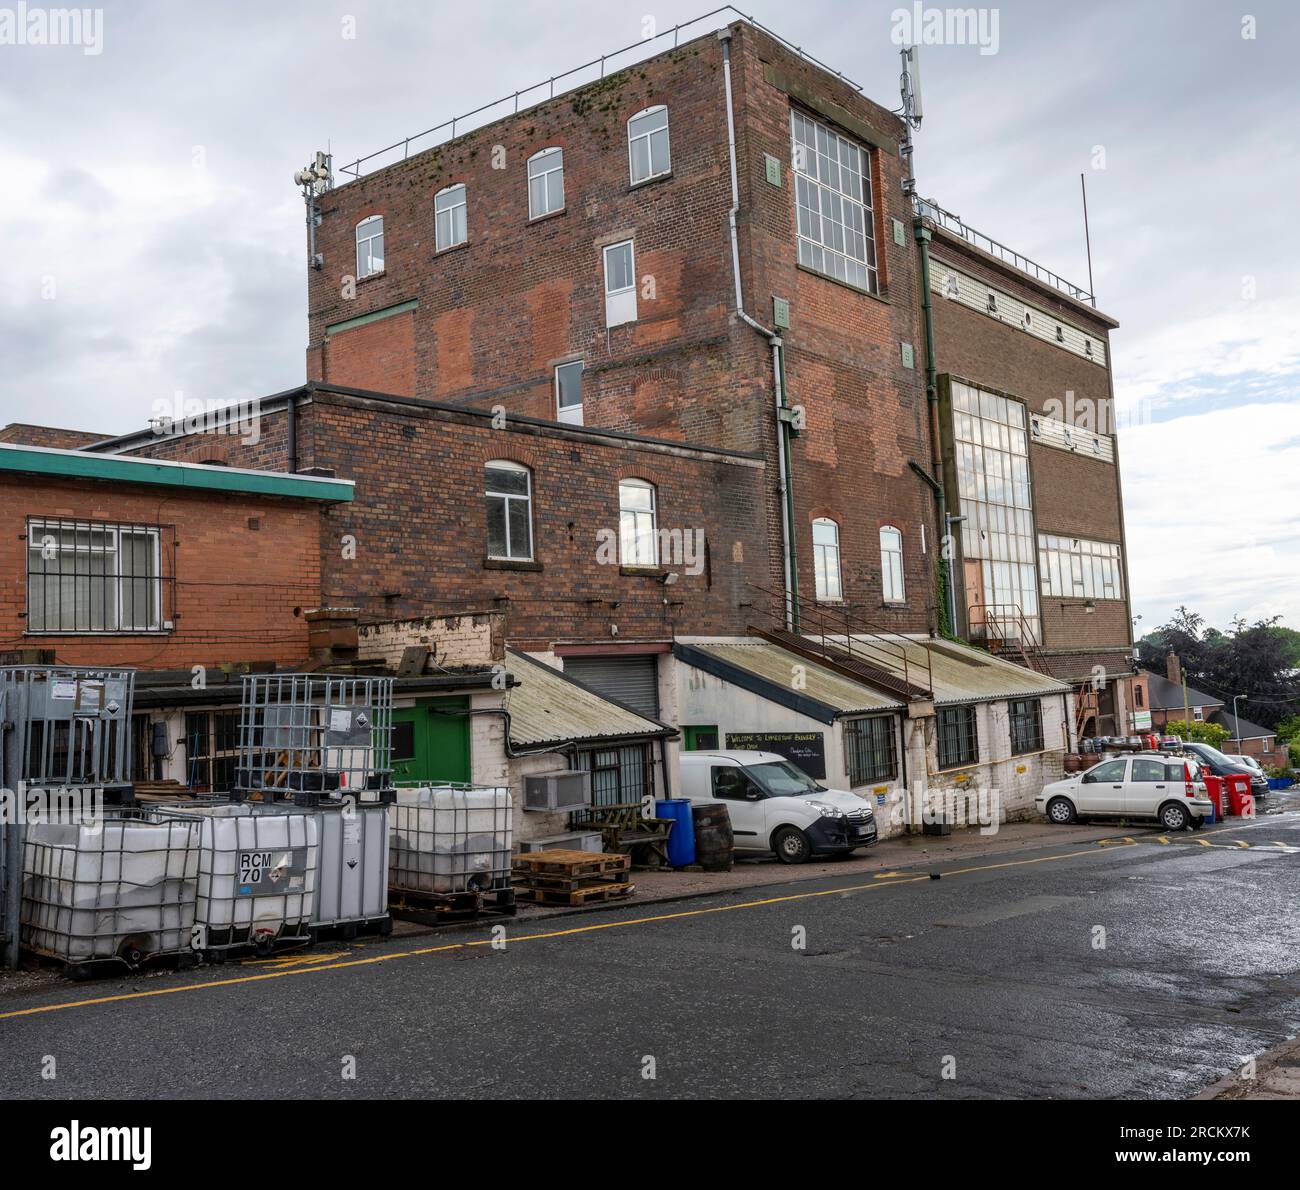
left=1226, top=754, right=1265, bottom=777
left=1036, top=754, right=1212, bottom=831
left=679, top=750, right=877, bottom=863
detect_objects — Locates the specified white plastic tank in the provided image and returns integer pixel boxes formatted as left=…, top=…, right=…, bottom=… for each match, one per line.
left=389, top=786, right=512, bottom=895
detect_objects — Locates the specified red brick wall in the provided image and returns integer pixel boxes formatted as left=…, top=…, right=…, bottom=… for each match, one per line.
left=0, top=424, right=106, bottom=449
left=0, top=475, right=323, bottom=667
left=320, top=308, right=417, bottom=395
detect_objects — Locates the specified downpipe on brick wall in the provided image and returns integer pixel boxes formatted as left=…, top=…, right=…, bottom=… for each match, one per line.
left=719, top=27, right=797, bottom=631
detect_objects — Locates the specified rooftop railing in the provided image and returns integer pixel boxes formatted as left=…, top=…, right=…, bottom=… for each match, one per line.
left=914, top=195, right=1096, bottom=307
left=335, top=7, right=862, bottom=182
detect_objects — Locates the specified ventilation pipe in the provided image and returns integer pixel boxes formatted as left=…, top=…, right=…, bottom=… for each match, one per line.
left=719, top=27, right=797, bottom=631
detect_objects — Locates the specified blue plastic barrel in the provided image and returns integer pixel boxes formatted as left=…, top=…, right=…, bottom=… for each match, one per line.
left=655, top=799, right=696, bottom=868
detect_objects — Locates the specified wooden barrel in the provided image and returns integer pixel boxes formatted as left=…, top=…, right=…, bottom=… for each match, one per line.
left=691, top=803, right=734, bottom=871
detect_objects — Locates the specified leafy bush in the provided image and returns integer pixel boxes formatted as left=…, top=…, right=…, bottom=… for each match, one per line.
left=1163, top=719, right=1230, bottom=748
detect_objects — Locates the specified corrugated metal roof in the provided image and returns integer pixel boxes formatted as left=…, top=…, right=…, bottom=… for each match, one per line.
left=893, top=635, right=1071, bottom=704
left=505, top=649, right=672, bottom=747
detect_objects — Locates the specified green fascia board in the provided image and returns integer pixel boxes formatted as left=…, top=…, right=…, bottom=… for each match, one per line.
left=326, top=299, right=418, bottom=336
left=0, top=444, right=353, bottom=503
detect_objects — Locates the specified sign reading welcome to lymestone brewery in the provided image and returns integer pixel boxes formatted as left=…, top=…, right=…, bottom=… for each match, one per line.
left=725, top=732, right=827, bottom=778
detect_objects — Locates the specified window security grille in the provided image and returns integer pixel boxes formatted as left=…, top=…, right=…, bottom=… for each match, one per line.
left=844, top=716, right=897, bottom=786
left=1009, top=698, right=1044, bottom=755
left=937, top=705, right=979, bottom=770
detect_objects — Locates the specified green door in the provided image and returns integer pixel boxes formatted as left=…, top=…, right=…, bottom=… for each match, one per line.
left=683, top=724, right=720, bottom=751
left=391, top=698, right=471, bottom=784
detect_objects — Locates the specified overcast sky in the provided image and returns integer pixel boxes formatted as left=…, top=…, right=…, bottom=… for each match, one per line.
left=1, top=0, right=1296, bottom=635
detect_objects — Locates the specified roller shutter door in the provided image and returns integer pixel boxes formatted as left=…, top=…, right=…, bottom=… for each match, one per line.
left=563, top=655, right=660, bottom=718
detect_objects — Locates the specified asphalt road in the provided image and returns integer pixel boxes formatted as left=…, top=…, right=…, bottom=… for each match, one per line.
left=2, top=806, right=1297, bottom=1100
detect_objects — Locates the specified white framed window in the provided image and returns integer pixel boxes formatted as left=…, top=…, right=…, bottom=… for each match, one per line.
left=1038, top=534, right=1124, bottom=601
left=484, top=461, right=533, bottom=560
left=790, top=110, right=878, bottom=294
left=619, top=479, right=658, bottom=567
left=628, top=105, right=670, bottom=184
left=1193, top=707, right=1204, bottom=723
left=812, top=518, right=842, bottom=601
left=434, top=184, right=467, bottom=251
left=880, top=526, right=905, bottom=602
left=355, top=215, right=384, bottom=278
left=528, top=147, right=565, bottom=219
left=555, top=360, right=584, bottom=425
left=603, top=239, right=637, bottom=327
left=27, top=518, right=163, bottom=633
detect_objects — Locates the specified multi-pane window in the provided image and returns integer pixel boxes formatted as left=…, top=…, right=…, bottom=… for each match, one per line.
left=937, top=705, right=979, bottom=770
left=790, top=110, right=878, bottom=294
left=880, top=526, right=905, bottom=602
left=527, top=147, right=565, bottom=218
left=812, top=518, right=842, bottom=601
left=1009, top=698, right=1044, bottom=755
left=604, top=239, right=637, bottom=327
left=627, top=105, right=670, bottom=184
left=555, top=360, right=583, bottom=425
left=1038, top=534, right=1124, bottom=601
left=355, top=215, right=384, bottom=278
left=619, top=479, right=657, bottom=566
left=484, top=461, right=533, bottom=560
left=27, top=518, right=162, bottom=632
left=576, top=744, right=652, bottom=807
left=434, top=184, right=467, bottom=251
left=844, top=716, right=898, bottom=786
left=185, top=709, right=240, bottom=792
left=951, top=381, right=1040, bottom=643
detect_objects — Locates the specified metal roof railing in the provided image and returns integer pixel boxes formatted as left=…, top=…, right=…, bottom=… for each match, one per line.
left=914, top=195, right=1096, bottom=307
left=336, top=7, right=863, bottom=182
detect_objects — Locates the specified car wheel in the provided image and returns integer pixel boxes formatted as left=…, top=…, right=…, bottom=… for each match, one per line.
left=772, top=825, right=812, bottom=864
left=1159, top=802, right=1190, bottom=831
left=1046, top=796, right=1076, bottom=825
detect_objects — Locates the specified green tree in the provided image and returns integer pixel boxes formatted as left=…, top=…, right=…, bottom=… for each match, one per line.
left=1163, top=719, right=1230, bottom=748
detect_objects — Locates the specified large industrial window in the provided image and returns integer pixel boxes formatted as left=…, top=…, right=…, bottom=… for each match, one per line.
left=604, top=240, right=637, bottom=327
left=812, top=518, right=842, bottom=601
left=527, top=147, right=565, bottom=218
left=619, top=479, right=657, bottom=567
left=790, top=110, right=878, bottom=294
left=484, top=461, right=533, bottom=560
left=937, top=705, right=979, bottom=770
left=434, top=183, right=467, bottom=250
left=1009, top=698, right=1045, bottom=755
left=951, top=381, right=1040, bottom=644
left=627, top=105, right=670, bottom=184
left=26, top=518, right=163, bottom=633
left=844, top=716, right=898, bottom=786
left=185, top=709, right=240, bottom=793
left=880, top=526, right=905, bottom=602
left=355, top=215, right=384, bottom=278
left=555, top=360, right=583, bottom=425
left=1038, top=534, right=1124, bottom=601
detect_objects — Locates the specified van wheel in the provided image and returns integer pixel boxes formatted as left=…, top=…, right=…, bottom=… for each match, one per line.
left=772, top=826, right=812, bottom=864
left=1046, top=796, right=1076, bottom=825
left=1159, top=802, right=1190, bottom=831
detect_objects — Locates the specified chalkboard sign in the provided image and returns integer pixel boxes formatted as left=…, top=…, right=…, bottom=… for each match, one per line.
left=725, top=731, right=827, bottom=779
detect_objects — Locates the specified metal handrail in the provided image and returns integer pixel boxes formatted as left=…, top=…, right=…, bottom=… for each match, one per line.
left=335, top=7, right=863, bottom=182
left=913, top=195, right=1096, bottom=307
left=746, top=583, right=933, bottom=699
left=968, top=601, right=1044, bottom=654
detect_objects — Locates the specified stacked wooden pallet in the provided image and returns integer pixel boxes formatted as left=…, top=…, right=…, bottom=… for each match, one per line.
left=512, top=849, right=635, bottom=906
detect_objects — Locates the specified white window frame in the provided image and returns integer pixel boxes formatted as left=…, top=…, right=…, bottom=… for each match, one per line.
left=619, top=479, right=658, bottom=567
left=555, top=360, right=584, bottom=425
left=434, top=183, right=467, bottom=251
left=1193, top=707, right=1204, bottom=723
left=484, top=461, right=533, bottom=561
left=812, top=517, right=843, bottom=602
left=26, top=518, right=163, bottom=633
left=527, top=147, right=565, bottom=219
left=790, top=110, right=878, bottom=294
left=627, top=105, right=671, bottom=185
left=355, top=215, right=384, bottom=279
left=603, top=239, right=637, bottom=327
left=880, top=525, right=905, bottom=602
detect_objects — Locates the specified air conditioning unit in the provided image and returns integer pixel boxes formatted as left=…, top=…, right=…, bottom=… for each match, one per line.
left=523, top=770, right=591, bottom=812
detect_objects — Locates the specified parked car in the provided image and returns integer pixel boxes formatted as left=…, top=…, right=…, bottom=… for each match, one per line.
left=1225, top=753, right=1265, bottom=777
left=1176, top=741, right=1269, bottom=799
left=679, top=750, right=877, bottom=863
left=1036, top=754, right=1212, bottom=830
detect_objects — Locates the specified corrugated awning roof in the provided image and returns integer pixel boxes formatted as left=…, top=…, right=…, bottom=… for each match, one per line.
left=506, top=649, right=674, bottom=747
left=898, top=636, right=1071, bottom=704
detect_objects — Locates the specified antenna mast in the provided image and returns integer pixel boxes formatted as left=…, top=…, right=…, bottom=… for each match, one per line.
left=899, top=45, right=924, bottom=196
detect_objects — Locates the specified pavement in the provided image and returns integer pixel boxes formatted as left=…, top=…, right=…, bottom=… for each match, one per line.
left=0, top=795, right=1296, bottom=1100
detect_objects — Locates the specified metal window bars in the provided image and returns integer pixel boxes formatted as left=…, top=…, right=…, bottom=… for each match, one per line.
left=1009, top=698, right=1045, bottom=755
left=335, top=8, right=863, bottom=182
left=233, top=674, right=394, bottom=805
left=936, top=705, right=980, bottom=770
left=843, top=716, right=898, bottom=786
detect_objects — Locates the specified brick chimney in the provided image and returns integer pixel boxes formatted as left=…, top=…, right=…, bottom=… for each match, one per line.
left=305, top=607, right=359, bottom=666
left=1165, top=650, right=1181, bottom=684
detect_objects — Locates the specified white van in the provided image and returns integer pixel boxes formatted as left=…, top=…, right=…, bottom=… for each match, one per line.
left=679, top=750, right=877, bottom=864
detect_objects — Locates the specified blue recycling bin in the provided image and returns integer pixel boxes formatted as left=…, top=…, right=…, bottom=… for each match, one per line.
left=655, top=798, right=696, bottom=868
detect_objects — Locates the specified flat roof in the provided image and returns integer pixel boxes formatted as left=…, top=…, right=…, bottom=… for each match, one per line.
left=0, top=441, right=354, bottom=503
